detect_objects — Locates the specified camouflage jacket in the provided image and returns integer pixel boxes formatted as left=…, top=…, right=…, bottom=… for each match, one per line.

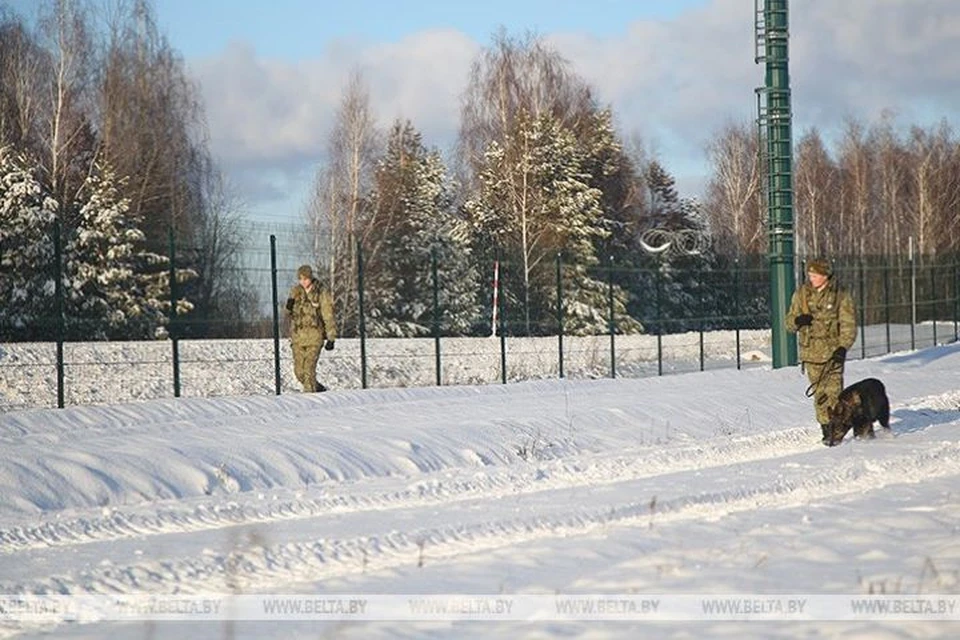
left=287, top=280, right=337, bottom=346
left=785, top=278, right=857, bottom=364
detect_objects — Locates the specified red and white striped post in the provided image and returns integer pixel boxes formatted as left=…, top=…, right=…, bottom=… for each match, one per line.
left=491, top=259, right=500, bottom=337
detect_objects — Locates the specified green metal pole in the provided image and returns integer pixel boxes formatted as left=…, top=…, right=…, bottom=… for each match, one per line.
left=884, top=264, right=891, bottom=353
left=498, top=254, right=506, bottom=384
left=432, top=246, right=441, bottom=386
left=169, top=229, right=180, bottom=398
left=54, top=220, right=65, bottom=409
left=556, top=253, right=564, bottom=379
left=734, top=259, right=742, bottom=370
left=859, top=260, right=866, bottom=359
left=931, top=264, right=937, bottom=346
left=698, top=263, right=705, bottom=372
left=910, top=249, right=916, bottom=351
left=656, top=265, right=663, bottom=377
left=607, top=256, right=616, bottom=379
left=270, top=235, right=281, bottom=395
left=357, top=240, right=368, bottom=389
left=761, top=0, right=797, bottom=368
left=930, top=259, right=940, bottom=346
left=953, top=262, right=960, bottom=342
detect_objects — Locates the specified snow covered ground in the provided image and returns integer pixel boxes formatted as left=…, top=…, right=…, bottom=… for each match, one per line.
left=2, top=331, right=960, bottom=639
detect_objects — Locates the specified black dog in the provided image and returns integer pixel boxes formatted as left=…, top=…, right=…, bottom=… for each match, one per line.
left=826, top=378, right=891, bottom=446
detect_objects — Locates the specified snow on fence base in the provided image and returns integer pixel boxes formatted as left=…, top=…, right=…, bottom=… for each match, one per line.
left=1, top=322, right=955, bottom=411
left=0, top=332, right=772, bottom=411
left=2, top=593, right=959, bottom=623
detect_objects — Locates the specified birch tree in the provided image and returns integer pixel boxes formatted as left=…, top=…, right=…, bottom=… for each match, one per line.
left=458, top=29, right=594, bottom=194
left=704, top=121, right=765, bottom=256
left=99, top=0, right=205, bottom=242
left=794, top=128, right=837, bottom=258
left=37, top=0, right=95, bottom=215
left=459, top=31, right=642, bottom=334
left=836, top=119, right=874, bottom=258
left=304, top=70, right=380, bottom=335
left=465, top=110, right=616, bottom=333
left=906, top=122, right=960, bottom=260
left=0, top=12, right=47, bottom=151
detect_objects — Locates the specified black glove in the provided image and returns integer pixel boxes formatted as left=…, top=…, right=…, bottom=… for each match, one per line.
left=794, top=313, right=813, bottom=328
left=324, top=340, right=335, bottom=351
left=830, top=346, right=846, bottom=364
left=285, top=297, right=295, bottom=313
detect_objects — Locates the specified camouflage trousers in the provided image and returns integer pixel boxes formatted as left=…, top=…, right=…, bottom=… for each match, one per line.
left=291, top=342, right=322, bottom=392
left=805, top=360, right=844, bottom=425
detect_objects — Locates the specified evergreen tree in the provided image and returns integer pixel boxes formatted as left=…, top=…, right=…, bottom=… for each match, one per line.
left=366, top=120, right=481, bottom=336
left=579, top=109, right=645, bottom=334
left=465, top=111, right=632, bottom=334
left=64, top=161, right=170, bottom=339
left=0, top=146, right=58, bottom=339
left=634, top=192, right=737, bottom=333
left=646, top=160, right=684, bottom=230
left=633, top=162, right=728, bottom=333
left=654, top=198, right=708, bottom=332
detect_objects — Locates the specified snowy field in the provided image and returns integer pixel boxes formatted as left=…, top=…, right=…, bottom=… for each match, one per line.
left=2, top=328, right=960, bottom=638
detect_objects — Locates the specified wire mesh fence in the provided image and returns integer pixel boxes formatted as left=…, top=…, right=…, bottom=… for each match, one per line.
left=1, top=223, right=958, bottom=412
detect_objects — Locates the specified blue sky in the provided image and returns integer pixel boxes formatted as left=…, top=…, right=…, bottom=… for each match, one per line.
left=9, top=0, right=960, bottom=226
left=152, top=0, right=710, bottom=59
left=143, top=0, right=736, bottom=222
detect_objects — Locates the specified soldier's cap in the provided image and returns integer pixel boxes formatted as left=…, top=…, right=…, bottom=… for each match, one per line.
left=807, top=259, right=832, bottom=276
left=297, top=264, right=313, bottom=279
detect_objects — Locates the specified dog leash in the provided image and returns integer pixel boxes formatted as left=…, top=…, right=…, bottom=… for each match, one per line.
left=804, top=358, right=843, bottom=399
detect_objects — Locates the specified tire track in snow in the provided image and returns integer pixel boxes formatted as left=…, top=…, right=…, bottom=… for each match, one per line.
left=5, top=384, right=959, bottom=555
left=0, top=424, right=817, bottom=552
left=5, top=435, right=960, bottom=600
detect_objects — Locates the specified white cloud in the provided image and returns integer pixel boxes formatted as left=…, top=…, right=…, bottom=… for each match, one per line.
left=190, top=30, right=477, bottom=167
left=186, top=0, right=960, bottom=218
left=790, top=0, right=960, bottom=128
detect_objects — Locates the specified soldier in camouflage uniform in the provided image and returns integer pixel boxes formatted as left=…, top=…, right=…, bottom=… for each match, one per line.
left=785, top=258, right=857, bottom=445
left=286, top=265, right=337, bottom=392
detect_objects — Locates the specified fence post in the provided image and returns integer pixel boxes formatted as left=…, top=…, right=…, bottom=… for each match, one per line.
left=169, top=229, right=180, bottom=398
left=931, top=264, right=937, bottom=347
left=698, top=262, right=705, bottom=372
left=734, top=258, right=741, bottom=370
left=883, top=263, right=891, bottom=354
left=357, top=240, right=368, bottom=389
left=54, top=220, right=65, bottom=409
left=556, top=252, right=564, bottom=379
left=607, top=255, right=616, bottom=379
left=656, top=264, right=663, bottom=376
left=498, top=253, right=506, bottom=384
left=859, top=259, right=866, bottom=359
left=270, top=235, right=281, bottom=395
left=910, top=239, right=916, bottom=351
left=432, top=246, right=441, bottom=387
left=953, top=257, right=960, bottom=342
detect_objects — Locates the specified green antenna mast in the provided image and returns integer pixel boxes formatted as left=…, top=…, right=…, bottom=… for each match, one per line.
left=756, top=0, right=797, bottom=367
